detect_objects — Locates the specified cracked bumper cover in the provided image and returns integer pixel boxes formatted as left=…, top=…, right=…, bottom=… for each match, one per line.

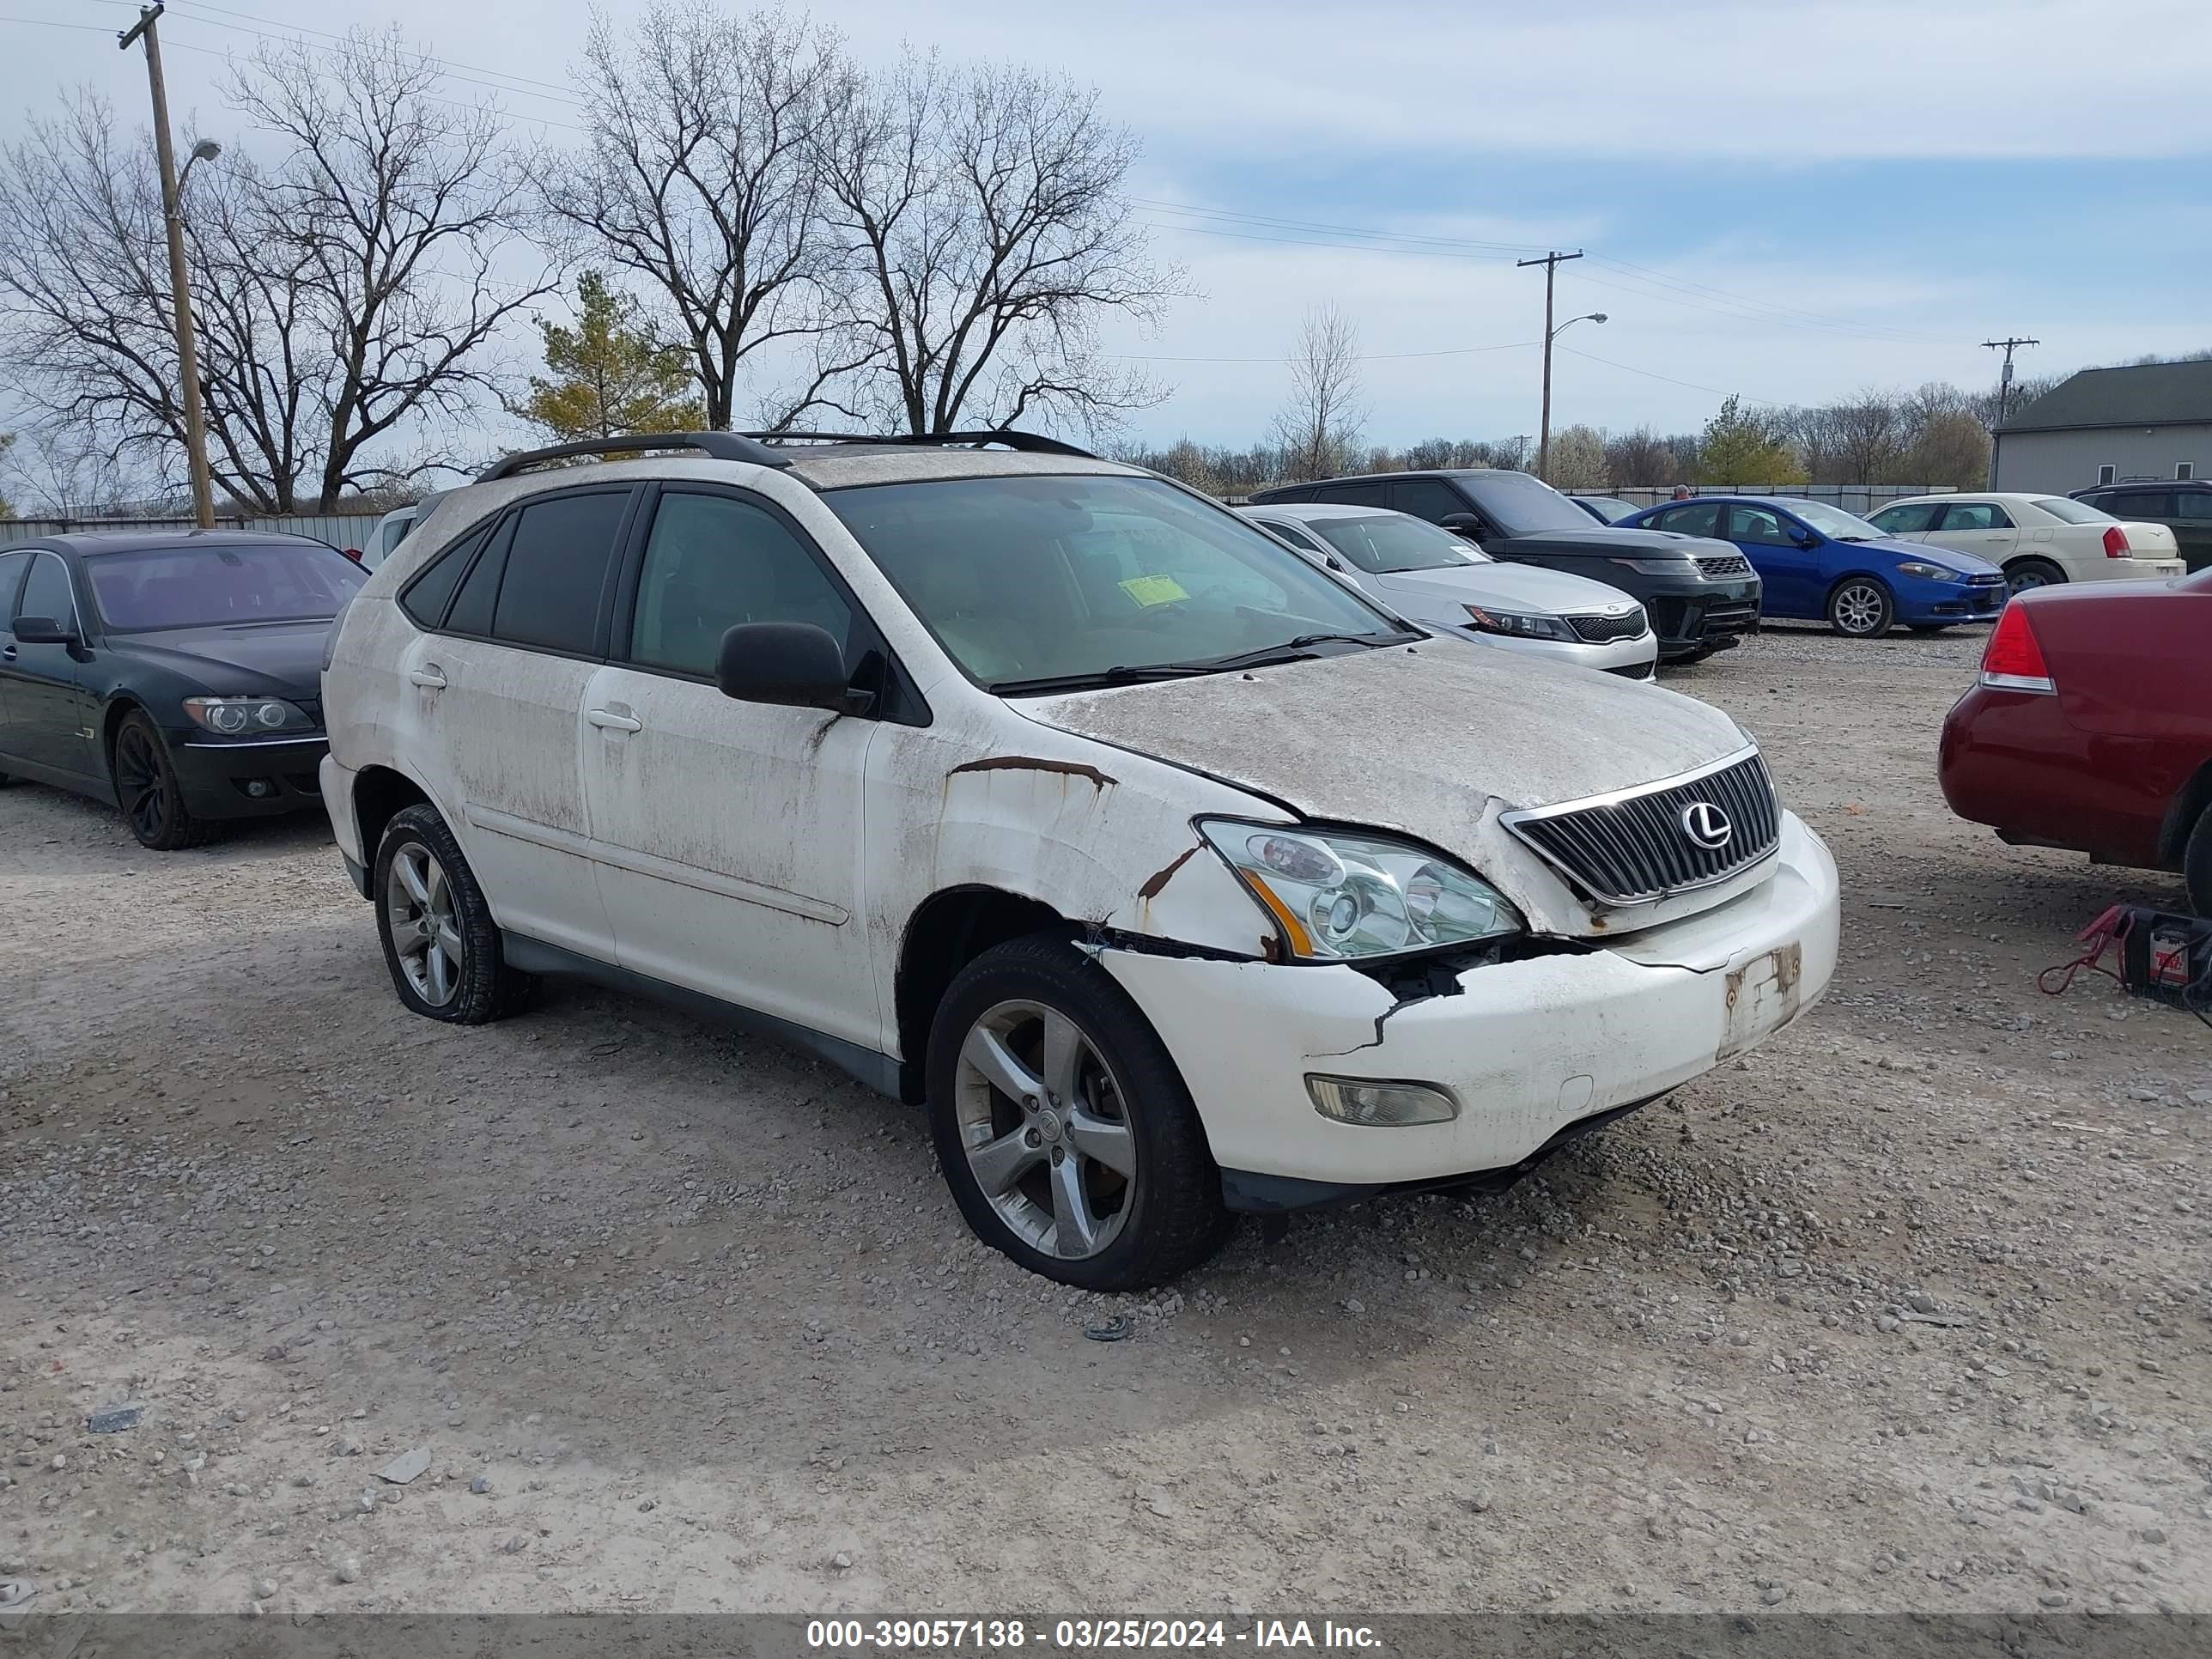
left=1099, top=813, right=1838, bottom=1195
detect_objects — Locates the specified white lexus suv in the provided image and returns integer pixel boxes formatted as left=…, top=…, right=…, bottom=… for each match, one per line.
left=320, top=432, right=1840, bottom=1290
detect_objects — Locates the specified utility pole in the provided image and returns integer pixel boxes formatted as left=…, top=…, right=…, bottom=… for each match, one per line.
left=1982, top=336, right=2039, bottom=426
left=119, top=3, right=215, bottom=530
left=1518, top=250, right=1583, bottom=482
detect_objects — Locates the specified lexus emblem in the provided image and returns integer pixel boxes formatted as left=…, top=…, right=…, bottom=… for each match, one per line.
left=1680, top=800, right=1733, bottom=851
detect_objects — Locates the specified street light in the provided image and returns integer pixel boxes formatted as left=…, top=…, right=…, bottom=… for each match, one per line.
left=118, top=5, right=218, bottom=529
left=1538, top=312, right=1607, bottom=483
left=178, top=137, right=221, bottom=191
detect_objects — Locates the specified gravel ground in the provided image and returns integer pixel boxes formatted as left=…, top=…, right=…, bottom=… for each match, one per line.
left=2, top=624, right=2208, bottom=1621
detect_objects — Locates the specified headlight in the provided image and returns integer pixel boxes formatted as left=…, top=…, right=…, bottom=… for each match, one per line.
left=1198, top=820, right=1524, bottom=962
left=1462, top=605, right=1577, bottom=642
left=182, top=696, right=318, bottom=736
left=1608, top=556, right=1699, bottom=577
left=1894, top=562, right=1960, bottom=581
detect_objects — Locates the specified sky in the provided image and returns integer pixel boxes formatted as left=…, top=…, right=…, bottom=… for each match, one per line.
left=3, top=0, right=2209, bottom=453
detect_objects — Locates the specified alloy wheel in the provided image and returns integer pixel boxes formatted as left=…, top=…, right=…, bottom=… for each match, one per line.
left=1832, top=581, right=1887, bottom=635
left=112, top=723, right=167, bottom=842
left=952, top=999, right=1138, bottom=1261
left=386, top=842, right=465, bottom=1006
left=2008, top=568, right=2054, bottom=594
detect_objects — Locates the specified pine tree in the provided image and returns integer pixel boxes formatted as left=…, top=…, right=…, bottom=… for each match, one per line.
left=522, top=273, right=704, bottom=441
left=1694, top=396, right=1807, bottom=487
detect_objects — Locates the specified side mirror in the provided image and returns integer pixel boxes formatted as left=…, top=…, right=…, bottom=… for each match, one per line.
left=1790, top=526, right=1818, bottom=547
left=11, top=615, right=77, bottom=647
left=715, top=622, right=871, bottom=716
left=1438, top=513, right=1483, bottom=537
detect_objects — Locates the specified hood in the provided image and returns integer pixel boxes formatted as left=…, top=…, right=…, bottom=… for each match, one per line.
left=1502, top=524, right=1729, bottom=559
left=106, top=619, right=331, bottom=695
left=1025, top=635, right=1744, bottom=849
left=1370, top=561, right=1643, bottom=619
left=1857, top=536, right=2002, bottom=576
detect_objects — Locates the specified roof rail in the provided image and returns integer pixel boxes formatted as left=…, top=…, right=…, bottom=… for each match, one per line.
left=476, top=432, right=792, bottom=482
left=737, top=428, right=1099, bottom=460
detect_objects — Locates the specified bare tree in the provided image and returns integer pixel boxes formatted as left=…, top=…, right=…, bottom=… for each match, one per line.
left=543, top=3, right=843, bottom=430
left=0, top=94, right=204, bottom=501
left=228, top=27, right=556, bottom=508
left=1268, top=305, right=1364, bottom=481
left=1546, top=423, right=1609, bottom=490
left=810, top=50, right=1177, bottom=437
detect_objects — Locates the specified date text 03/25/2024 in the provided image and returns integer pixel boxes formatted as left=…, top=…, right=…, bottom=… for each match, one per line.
left=805, top=1619, right=1383, bottom=1650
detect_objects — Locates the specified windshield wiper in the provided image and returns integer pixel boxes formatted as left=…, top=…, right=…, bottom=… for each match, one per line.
left=1189, top=630, right=1415, bottom=671
left=989, top=633, right=1410, bottom=696
left=990, top=662, right=1218, bottom=696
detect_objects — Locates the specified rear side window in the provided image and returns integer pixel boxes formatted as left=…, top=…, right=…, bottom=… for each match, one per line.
left=399, top=524, right=489, bottom=629
left=445, top=517, right=514, bottom=638
left=491, top=492, right=630, bottom=653
left=2111, top=491, right=2173, bottom=519
left=1659, top=502, right=1723, bottom=538
left=1314, top=481, right=1388, bottom=509
left=1940, top=501, right=2012, bottom=531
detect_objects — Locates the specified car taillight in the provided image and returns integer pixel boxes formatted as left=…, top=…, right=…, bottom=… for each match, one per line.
left=2102, top=525, right=2130, bottom=558
left=1979, top=603, right=2055, bottom=694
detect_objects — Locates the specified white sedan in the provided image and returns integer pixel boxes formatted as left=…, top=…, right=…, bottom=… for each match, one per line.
left=1237, top=503, right=1658, bottom=679
left=1866, top=492, right=2184, bottom=594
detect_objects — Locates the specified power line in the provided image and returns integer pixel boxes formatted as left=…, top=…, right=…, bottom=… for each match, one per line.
left=1141, top=220, right=1515, bottom=264
left=1109, top=339, right=1537, bottom=365
left=171, top=0, right=576, bottom=96
left=1554, top=343, right=1785, bottom=406
left=1139, top=196, right=1966, bottom=346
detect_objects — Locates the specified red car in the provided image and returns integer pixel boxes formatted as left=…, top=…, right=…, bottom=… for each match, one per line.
left=1940, top=568, right=2212, bottom=912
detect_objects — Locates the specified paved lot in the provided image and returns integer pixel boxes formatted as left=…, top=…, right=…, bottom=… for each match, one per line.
left=2, top=626, right=2208, bottom=1618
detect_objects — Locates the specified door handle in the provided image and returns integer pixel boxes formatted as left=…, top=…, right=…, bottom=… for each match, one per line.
left=1, top=645, right=15, bottom=662
left=586, top=708, right=642, bottom=733
left=409, top=665, right=447, bottom=690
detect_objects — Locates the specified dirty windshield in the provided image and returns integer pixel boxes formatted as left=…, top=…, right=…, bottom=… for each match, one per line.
left=825, top=474, right=1411, bottom=692
left=84, top=542, right=367, bottom=632
left=1310, top=513, right=1487, bottom=574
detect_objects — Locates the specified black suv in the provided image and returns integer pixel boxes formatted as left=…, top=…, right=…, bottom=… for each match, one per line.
left=2069, top=479, right=2212, bottom=572
left=1250, top=469, right=1762, bottom=662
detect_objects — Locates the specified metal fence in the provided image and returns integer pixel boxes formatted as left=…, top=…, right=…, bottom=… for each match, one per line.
left=0, top=513, right=386, bottom=551
left=1599, top=483, right=1957, bottom=515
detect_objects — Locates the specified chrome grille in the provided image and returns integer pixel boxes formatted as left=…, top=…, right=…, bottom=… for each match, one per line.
left=1503, top=750, right=1781, bottom=906
left=1565, top=606, right=1647, bottom=644
left=1697, top=554, right=1753, bottom=579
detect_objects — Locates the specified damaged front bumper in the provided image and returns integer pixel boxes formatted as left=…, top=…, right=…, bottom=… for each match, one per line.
left=1098, top=813, right=1838, bottom=1205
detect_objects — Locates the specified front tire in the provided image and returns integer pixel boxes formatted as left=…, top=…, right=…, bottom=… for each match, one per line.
left=2186, top=807, right=2212, bottom=917
left=112, top=710, right=213, bottom=850
left=2005, top=557, right=2065, bottom=595
left=373, top=803, right=536, bottom=1024
left=927, top=933, right=1230, bottom=1291
left=1827, top=577, right=1895, bottom=638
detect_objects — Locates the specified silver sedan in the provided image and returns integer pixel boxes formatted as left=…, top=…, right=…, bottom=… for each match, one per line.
left=1237, top=503, right=1659, bottom=679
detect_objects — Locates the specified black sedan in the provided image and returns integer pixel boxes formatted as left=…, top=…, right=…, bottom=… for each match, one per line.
left=0, top=531, right=364, bottom=848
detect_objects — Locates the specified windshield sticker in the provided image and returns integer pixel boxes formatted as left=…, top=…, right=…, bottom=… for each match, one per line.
left=1119, top=574, right=1188, bottom=607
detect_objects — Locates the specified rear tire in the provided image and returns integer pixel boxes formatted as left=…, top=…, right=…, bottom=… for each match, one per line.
left=1826, top=577, right=1894, bottom=638
left=2186, top=807, right=2212, bottom=918
left=927, top=933, right=1231, bottom=1291
left=2005, top=556, right=2065, bottom=595
left=373, top=803, right=537, bottom=1024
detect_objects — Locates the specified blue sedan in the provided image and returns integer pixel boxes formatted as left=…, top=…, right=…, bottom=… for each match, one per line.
left=1617, top=495, right=2008, bottom=637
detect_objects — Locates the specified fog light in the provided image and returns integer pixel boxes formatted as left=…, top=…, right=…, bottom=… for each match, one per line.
left=241, top=777, right=276, bottom=799
left=1307, top=1075, right=1460, bottom=1127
